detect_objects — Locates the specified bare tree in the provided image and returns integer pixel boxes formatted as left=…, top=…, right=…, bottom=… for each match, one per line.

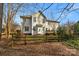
left=3, top=3, right=79, bottom=39
left=4, top=3, right=42, bottom=39
left=3, top=3, right=24, bottom=39
left=0, top=3, right=3, bottom=40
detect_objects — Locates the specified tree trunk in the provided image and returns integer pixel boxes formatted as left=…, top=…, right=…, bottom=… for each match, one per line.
left=0, top=4, right=3, bottom=40
left=6, top=4, right=11, bottom=39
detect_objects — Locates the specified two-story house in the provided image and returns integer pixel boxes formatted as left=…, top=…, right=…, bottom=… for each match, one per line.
left=20, top=11, right=59, bottom=35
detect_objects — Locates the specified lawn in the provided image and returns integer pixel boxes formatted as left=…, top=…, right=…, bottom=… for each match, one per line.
left=65, top=38, right=79, bottom=49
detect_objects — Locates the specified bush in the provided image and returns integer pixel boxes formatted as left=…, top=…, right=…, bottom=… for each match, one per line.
left=65, top=39, right=79, bottom=49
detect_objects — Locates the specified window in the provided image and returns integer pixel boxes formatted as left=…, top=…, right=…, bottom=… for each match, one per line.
left=25, top=26, right=29, bottom=31
left=43, top=19, right=45, bottom=23
left=33, top=17, right=36, bottom=22
left=33, top=27, right=36, bottom=31
left=46, top=28, right=48, bottom=31
left=48, top=22, right=50, bottom=25
left=39, top=29, right=41, bottom=31
left=43, top=27, right=44, bottom=31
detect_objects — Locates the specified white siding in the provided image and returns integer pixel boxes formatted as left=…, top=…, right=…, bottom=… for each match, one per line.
left=32, top=13, right=46, bottom=35
left=22, top=18, right=32, bottom=34
left=21, top=12, right=59, bottom=35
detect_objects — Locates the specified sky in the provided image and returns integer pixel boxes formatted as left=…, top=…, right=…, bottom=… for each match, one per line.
left=12, top=3, right=79, bottom=25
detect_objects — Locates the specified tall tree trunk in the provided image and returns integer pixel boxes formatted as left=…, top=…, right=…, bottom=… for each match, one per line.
left=0, top=4, right=3, bottom=40
left=6, top=4, right=11, bottom=39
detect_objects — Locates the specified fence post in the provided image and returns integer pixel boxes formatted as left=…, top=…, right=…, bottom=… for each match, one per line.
left=25, top=35, right=26, bottom=45
left=11, top=33, right=14, bottom=48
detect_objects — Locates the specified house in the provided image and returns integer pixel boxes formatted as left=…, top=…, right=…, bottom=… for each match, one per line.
left=20, top=11, right=59, bottom=35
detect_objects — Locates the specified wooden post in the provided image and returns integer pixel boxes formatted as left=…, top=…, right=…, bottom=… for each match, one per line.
left=0, top=4, right=3, bottom=40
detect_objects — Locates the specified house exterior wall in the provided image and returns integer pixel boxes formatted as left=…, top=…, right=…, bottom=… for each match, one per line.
left=47, top=22, right=59, bottom=31
left=32, top=12, right=46, bottom=35
left=21, top=12, right=59, bottom=35
left=22, top=18, right=32, bottom=34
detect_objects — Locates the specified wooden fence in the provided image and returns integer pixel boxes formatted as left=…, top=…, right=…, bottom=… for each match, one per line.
left=11, top=34, right=64, bottom=45
left=2, top=33, right=79, bottom=46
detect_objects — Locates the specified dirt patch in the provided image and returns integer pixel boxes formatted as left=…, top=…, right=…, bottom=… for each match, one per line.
left=0, top=41, right=79, bottom=56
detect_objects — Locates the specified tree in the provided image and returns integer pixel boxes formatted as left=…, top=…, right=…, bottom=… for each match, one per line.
left=3, top=3, right=24, bottom=39
left=3, top=3, right=42, bottom=39
left=0, top=4, right=3, bottom=39
left=3, top=3, right=79, bottom=39
left=74, top=21, right=79, bottom=34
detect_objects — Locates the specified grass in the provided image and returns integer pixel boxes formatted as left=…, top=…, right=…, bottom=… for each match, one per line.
left=65, top=38, right=79, bottom=49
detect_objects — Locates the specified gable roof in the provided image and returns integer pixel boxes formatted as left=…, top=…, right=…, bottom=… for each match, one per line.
left=38, top=11, right=47, bottom=19
left=20, top=11, right=59, bottom=24
left=20, top=11, right=47, bottom=20
left=47, top=20, right=59, bottom=23
left=20, top=15, right=32, bottom=20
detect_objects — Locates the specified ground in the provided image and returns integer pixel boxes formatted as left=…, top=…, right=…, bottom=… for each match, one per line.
left=0, top=40, right=79, bottom=56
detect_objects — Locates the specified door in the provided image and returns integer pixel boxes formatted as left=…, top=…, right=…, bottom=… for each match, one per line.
left=37, top=27, right=43, bottom=34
